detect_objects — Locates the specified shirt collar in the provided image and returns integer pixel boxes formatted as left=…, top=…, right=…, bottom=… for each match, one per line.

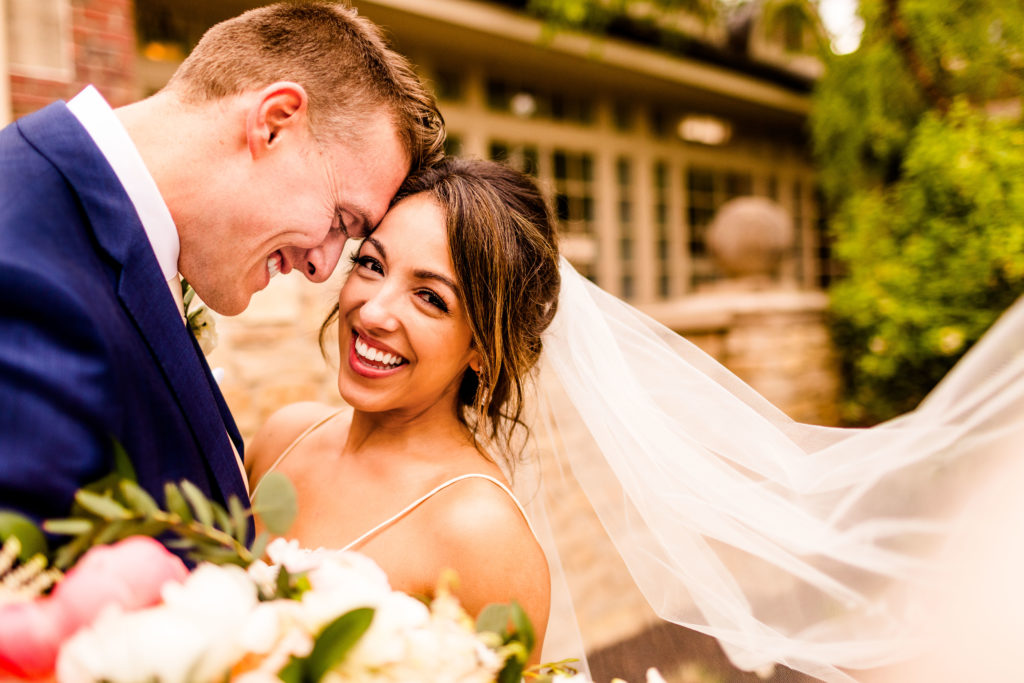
left=67, top=86, right=180, bottom=282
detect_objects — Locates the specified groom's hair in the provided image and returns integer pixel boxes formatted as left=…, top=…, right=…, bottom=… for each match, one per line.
left=165, top=1, right=444, bottom=172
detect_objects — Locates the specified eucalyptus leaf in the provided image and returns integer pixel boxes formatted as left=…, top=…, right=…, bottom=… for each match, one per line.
left=249, top=530, right=270, bottom=561
left=53, top=531, right=97, bottom=569
left=189, top=545, right=249, bottom=567
left=0, top=511, right=48, bottom=560
left=508, top=600, right=535, bottom=653
left=476, top=603, right=513, bottom=637
left=164, top=483, right=194, bottom=523
left=211, top=501, right=232, bottom=533
left=276, top=657, right=303, bottom=683
left=110, top=438, right=137, bottom=482
left=228, top=495, right=249, bottom=546
left=119, top=480, right=160, bottom=516
left=306, top=608, right=375, bottom=681
left=93, top=519, right=133, bottom=546
left=180, top=480, right=214, bottom=528
left=41, top=518, right=95, bottom=537
left=75, top=490, right=132, bottom=521
left=250, top=472, right=298, bottom=535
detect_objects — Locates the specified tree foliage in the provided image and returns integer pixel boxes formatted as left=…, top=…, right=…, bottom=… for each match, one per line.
left=811, top=0, right=1024, bottom=423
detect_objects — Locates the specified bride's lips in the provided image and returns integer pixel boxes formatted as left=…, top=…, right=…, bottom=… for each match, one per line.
left=348, top=330, right=408, bottom=378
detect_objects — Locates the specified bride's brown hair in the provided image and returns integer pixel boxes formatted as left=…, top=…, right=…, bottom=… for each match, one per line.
left=322, top=158, right=560, bottom=468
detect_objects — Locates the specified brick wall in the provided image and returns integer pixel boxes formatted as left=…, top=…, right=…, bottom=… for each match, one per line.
left=9, top=0, right=136, bottom=120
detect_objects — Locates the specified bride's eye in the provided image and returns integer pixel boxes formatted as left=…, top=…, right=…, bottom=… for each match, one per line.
left=416, top=289, right=449, bottom=313
left=350, top=253, right=384, bottom=275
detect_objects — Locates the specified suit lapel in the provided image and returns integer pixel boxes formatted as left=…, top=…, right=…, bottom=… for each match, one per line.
left=17, top=103, right=248, bottom=505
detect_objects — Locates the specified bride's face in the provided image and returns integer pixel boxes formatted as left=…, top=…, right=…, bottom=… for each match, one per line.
left=336, top=193, right=480, bottom=416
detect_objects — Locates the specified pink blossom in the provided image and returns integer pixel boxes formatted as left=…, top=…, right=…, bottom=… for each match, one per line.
left=0, top=536, right=188, bottom=679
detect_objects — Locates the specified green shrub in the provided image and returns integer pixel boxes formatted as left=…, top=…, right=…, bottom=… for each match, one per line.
left=828, top=100, right=1024, bottom=423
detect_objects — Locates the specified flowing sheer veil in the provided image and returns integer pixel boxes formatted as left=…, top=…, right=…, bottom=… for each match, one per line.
left=513, top=259, right=1024, bottom=682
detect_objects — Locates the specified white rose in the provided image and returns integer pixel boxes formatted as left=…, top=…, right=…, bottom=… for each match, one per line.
left=57, top=605, right=209, bottom=683
left=188, top=306, right=218, bottom=355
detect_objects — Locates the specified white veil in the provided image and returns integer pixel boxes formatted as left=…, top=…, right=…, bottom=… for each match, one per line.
left=517, top=259, right=1024, bottom=682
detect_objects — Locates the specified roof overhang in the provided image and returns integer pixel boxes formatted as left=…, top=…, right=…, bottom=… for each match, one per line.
left=354, top=0, right=810, bottom=127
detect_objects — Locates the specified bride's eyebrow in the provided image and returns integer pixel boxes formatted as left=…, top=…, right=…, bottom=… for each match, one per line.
left=364, top=236, right=386, bottom=258
left=413, top=269, right=457, bottom=294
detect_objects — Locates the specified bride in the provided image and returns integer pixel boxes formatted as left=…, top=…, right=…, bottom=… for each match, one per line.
left=245, top=158, right=559, bottom=653
left=248, top=157, right=1024, bottom=682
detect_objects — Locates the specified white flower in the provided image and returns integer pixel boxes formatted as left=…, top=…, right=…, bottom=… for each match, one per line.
left=57, top=563, right=258, bottom=683
left=188, top=305, right=218, bottom=355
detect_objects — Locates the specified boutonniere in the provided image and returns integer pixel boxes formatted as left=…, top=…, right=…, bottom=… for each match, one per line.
left=181, top=279, right=218, bottom=356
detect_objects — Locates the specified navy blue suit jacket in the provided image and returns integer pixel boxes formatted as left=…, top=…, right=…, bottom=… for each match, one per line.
left=0, top=102, right=250, bottom=527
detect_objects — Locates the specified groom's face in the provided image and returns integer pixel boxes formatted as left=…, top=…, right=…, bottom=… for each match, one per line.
left=181, top=109, right=408, bottom=316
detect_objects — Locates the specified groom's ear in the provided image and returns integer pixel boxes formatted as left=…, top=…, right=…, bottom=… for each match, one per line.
left=246, top=81, right=310, bottom=159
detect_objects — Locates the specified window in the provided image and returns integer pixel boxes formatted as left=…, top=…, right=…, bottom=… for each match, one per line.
left=654, top=161, right=671, bottom=298
left=489, top=141, right=539, bottom=177
left=7, top=0, right=72, bottom=80
left=432, top=68, right=465, bottom=102
left=485, top=79, right=594, bottom=125
left=617, top=158, right=634, bottom=298
left=553, top=149, right=597, bottom=280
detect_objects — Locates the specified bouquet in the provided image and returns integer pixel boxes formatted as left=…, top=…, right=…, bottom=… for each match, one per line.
left=0, top=447, right=578, bottom=683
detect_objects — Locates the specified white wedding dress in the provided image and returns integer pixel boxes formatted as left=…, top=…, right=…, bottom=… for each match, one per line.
left=513, top=259, right=1024, bottom=682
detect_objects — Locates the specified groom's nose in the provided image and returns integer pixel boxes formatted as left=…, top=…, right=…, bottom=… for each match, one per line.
left=296, top=230, right=348, bottom=283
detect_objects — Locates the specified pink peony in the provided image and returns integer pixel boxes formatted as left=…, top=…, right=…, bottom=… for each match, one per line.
left=0, top=536, right=188, bottom=679
left=52, top=536, right=189, bottom=626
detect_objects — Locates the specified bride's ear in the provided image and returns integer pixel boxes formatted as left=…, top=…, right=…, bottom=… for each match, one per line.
left=469, top=354, right=482, bottom=375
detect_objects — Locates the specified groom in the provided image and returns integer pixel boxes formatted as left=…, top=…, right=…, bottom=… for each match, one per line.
left=0, top=3, right=443, bottom=527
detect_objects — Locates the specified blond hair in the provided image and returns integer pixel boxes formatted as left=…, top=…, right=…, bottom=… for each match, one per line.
left=167, top=2, right=444, bottom=171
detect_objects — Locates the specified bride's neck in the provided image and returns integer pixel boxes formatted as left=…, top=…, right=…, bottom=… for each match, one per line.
left=344, top=401, right=474, bottom=463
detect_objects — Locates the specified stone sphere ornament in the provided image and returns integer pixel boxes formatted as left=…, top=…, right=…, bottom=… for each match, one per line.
left=706, top=197, right=794, bottom=281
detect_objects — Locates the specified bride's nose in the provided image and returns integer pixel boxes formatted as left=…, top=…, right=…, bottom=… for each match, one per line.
left=357, top=287, right=400, bottom=333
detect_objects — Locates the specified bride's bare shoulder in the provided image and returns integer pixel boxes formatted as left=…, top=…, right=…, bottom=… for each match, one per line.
left=246, top=402, right=345, bottom=480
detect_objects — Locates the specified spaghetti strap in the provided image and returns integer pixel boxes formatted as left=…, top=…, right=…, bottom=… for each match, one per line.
left=249, top=407, right=348, bottom=500
left=340, top=473, right=539, bottom=552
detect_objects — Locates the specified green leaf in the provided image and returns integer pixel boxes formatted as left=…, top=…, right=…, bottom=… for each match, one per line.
left=211, top=501, right=232, bottom=533
left=306, top=608, right=375, bottom=681
left=53, top=531, right=97, bottom=569
left=250, top=472, right=298, bottom=535
left=228, top=495, right=250, bottom=546
left=42, top=518, right=94, bottom=537
left=0, top=511, right=48, bottom=560
left=249, top=530, right=270, bottom=561
left=180, top=480, right=214, bottom=528
left=93, top=519, right=133, bottom=546
left=476, top=603, right=513, bottom=637
left=276, top=657, right=303, bottom=683
left=164, top=483, right=194, bottom=524
left=75, top=490, right=132, bottom=521
left=119, top=481, right=160, bottom=517
left=110, top=438, right=137, bottom=482
left=276, top=565, right=294, bottom=598
left=507, top=600, right=536, bottom=654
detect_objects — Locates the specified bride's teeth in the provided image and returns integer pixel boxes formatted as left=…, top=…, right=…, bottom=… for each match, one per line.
left=354, top=335, right=403, bottom=367
left=267, top=256, right=280, bottom=277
